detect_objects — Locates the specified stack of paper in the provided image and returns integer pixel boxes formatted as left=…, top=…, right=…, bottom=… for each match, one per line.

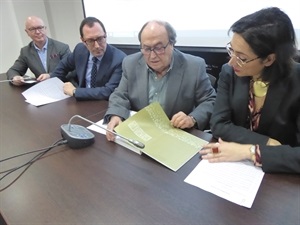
left=22, top=77, right=70, bottom=106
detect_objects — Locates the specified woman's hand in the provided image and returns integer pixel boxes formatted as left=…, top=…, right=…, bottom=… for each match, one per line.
left=199, top=138, right=253, bottom=163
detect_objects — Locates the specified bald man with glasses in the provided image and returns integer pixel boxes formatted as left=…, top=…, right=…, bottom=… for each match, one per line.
left=38, top=17, right=126, bottom=100
left=104, top=20, right=216, bottom=142
left=7, top=16, right=71, bottom=86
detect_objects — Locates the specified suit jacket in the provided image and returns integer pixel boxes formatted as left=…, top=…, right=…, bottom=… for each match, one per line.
left=104, top=49, right=216, bottom=130
left=210, top=62, right=300, bottom=173
left=6, top=38, right=70, bottom=80
left=51, top=43, right=126, bottom=100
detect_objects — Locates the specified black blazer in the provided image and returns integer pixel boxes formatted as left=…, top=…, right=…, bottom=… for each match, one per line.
left=210, top=62, right=300, bottom=173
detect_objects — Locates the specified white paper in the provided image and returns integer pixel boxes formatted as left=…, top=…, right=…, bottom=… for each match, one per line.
left=184, top=160, right=264, bottom=208
left=22, top=77, right=70, bottom=106
left=87, top=111, right=141, bottom=154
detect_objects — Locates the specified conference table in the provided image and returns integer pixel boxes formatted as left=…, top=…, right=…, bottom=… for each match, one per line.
left=0, top=74, right=299, bottom=225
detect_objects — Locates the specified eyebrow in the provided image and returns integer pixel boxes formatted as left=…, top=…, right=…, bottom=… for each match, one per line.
left=142, top=42, right=164, bottom=47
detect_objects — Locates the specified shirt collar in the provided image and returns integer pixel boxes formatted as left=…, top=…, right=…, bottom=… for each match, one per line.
left=90, top=54, right=103, bottom=62
left=33, top=37, right=48, bottom=51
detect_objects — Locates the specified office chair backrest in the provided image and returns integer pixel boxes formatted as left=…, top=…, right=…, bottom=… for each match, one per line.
left=207, top=73, right=217, bottom=88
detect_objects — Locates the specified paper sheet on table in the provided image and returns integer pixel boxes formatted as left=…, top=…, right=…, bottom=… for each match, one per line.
left=88, top=111, right=142, bottom=155
left=184, top=160, right=264, bottom=208
left=22, top=77, right=70, bottom=106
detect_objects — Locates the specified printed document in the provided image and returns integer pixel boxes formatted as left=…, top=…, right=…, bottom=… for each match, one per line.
left=89, top=102, right=208, bottom=171
left=88, top=111, right=142, bottom=155
left=184, top=160, right=264, bottom=208
left=22, top=77, right=70, bottom=106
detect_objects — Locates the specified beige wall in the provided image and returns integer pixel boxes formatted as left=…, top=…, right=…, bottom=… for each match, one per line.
left=0, top=0, right=84, bottom=73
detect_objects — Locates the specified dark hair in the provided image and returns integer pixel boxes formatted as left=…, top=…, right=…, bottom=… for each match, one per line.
left=138, top=20, right=177, bottom=45
left=79, top=17, right=106, bottom=38
left=229, top=7, right=298, bottom=83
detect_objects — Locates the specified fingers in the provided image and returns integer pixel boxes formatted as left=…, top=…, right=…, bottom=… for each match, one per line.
left=63, top=82, right=75, bottom=96
left=199, top=142, right=220, bottom=155
left=37, top=73, right=50, bottom=81
left=11, top=76, right=25, bottom=86
left=171, top=112, right=193, bottom=129
left=106, top=123, right=116, bottom=142
left=105, top=116, right=122, bottom=142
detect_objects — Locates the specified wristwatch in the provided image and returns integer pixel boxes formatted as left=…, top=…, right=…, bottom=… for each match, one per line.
left=189, top=115, right=197, bottom=126
left=249, top=145, right=256, bottom=155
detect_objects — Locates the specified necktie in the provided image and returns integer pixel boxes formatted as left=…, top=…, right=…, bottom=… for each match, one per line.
left=91, top=57, right=98, bottom=88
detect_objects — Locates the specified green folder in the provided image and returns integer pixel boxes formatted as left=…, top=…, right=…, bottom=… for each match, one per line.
left=115, top=102, right=208, bottom=171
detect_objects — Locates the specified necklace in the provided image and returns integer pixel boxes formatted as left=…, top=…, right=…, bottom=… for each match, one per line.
left=252, top=80, right=269, bottom=97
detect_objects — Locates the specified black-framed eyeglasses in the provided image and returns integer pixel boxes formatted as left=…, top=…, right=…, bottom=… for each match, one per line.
left=140, top=41, right=170, bottom=55
left=27, top=26, right=46, bottom=33
left=84, top=35, right=107, bottom=46
left=226, top=43, right=260, bottom=67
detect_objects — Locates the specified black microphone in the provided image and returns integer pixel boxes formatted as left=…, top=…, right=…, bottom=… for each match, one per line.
left=60, top=115, right=145, bottom=149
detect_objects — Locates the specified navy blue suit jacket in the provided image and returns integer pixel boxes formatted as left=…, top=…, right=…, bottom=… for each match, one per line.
left=51, top=43, right=126, bottom=100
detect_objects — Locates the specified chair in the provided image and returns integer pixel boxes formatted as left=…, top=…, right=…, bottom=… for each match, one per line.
left=208, top=73, right=217, bottom=88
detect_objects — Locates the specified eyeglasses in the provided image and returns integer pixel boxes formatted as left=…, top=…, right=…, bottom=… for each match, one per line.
left=140, top=41, right=170, bottom=55
left=27, top=26, right=46, bottom=33
left=84, top=36, right=107, bottom=46
left=226, top=43, right=260, bottom=67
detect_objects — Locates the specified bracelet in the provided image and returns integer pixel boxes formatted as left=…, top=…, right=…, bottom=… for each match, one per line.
left=255, top=144, right=262, bottom=166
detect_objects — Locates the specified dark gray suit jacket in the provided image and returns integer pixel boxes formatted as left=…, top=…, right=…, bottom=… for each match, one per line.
left=51, top=43, right=126, bottom=100
left=6, top=38, right=70, bottom=80
left=104, top=49, right=216, bottom=130
left=210, top=62, right=300, bottom=173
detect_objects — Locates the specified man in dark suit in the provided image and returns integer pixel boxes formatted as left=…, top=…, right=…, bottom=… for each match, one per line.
left=7, top=16, right=71, bottom=86
left=104, top=20, right=216, bottom=141
left=38, top=17, right=126, bottom=100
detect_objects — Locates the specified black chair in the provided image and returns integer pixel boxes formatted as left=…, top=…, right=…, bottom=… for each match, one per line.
left=207, top=73, right=217, bottom=89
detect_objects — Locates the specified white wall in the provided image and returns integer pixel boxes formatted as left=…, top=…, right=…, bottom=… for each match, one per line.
left=83, top=0, right=300, bottom=49
left=0, top=0, right=84, bottom=74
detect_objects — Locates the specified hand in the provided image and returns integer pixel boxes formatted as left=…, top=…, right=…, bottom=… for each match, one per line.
left=37, top=73, right=50, bottom=81
left=199, top=138, right=253, bottom=163
left=106, top=116, right=122, bottom=141
left=171, top=111, right=194, bottom=129
left=11, top=75, right=25, bottom=86
left=63, top=82, right=76, bottom=96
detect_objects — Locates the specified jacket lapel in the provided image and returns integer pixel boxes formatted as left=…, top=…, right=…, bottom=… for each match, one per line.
left=135, top=56, right=150, bottom=108
left=97, top=45, right=112, bottom=81
left=233, top=76, right=251, bottom=127
left=257, top=80, right=286, bottom=133
left=164, top=51, right=183, bottom=116
left=30, top=42, right=46, bottom=73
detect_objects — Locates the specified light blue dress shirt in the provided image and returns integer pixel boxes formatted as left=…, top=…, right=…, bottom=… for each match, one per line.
left=34, top=38, right=48, bottom=72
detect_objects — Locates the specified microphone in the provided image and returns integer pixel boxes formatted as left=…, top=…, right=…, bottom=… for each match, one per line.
left=60, top=115, right=145, bottom=149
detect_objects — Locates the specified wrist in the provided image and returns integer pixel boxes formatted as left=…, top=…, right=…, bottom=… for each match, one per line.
left=249, top=145, right=256, bottom=162
left=73, top=88, right=76, bottom=97
left=189, top=115, right=197, bottom=127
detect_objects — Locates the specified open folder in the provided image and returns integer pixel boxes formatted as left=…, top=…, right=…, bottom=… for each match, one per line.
left=89, top=102, right=207, bottom=171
